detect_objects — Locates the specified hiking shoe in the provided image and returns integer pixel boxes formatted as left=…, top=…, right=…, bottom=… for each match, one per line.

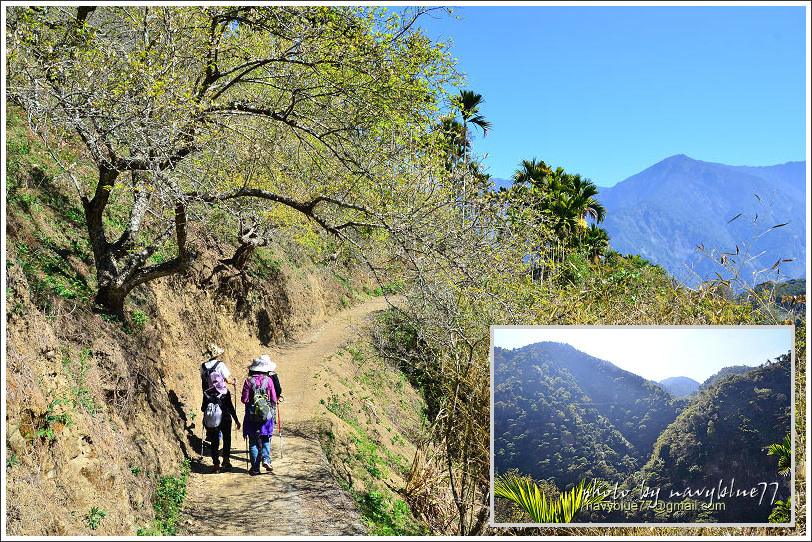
left=262, top=462, right=273, bottom=472
left=222, top=461, right=232, bottom=470
left=248, top=469, right=260, bottom=476
left=212, top=465, right=221, bottom=474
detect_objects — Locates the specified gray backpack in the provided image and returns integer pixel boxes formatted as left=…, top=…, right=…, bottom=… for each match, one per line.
left=203, top=399, right=223, bottom=429
left=201, top=360, right=224, bottom=429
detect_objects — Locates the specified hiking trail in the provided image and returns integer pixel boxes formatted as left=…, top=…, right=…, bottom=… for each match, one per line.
left=179, top=296, right=394, bottom=536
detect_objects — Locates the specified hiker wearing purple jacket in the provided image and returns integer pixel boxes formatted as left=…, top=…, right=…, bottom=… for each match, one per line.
left=241, top=355, right=279, bottom=475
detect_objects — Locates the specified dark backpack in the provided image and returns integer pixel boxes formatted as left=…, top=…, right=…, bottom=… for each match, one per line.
left=247, top=375, right=275, bottom=424
left=201, top=360, right=225, bottom=429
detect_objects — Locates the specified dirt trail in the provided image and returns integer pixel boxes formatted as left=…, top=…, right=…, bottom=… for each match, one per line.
left=179, top=296, right=395, bottom=536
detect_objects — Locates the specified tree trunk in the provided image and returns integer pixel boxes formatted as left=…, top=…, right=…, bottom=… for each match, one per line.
left=228, top=224, right=267, bottom=271
left=85, top=173, right=195, bottom=320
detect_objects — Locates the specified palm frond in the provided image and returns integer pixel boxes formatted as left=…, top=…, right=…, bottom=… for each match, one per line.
left=766, top=433, right=792, bottom=476
left=494, top=474, right=606, bottom=523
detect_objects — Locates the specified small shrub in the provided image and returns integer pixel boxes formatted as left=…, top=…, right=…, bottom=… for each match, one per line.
left=130, top=309, right=148, bottom=332
left=137, top=459, right=190, bottom=536
left=36, top=399, right=72, bottom=441
left=354, top=489, right=427, bottom=536
left=84, top=507, right=106, bottom=530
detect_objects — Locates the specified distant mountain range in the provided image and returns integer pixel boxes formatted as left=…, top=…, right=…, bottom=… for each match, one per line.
left=658, top=376, right=699, bottom=398
left=491, top=155, right=806, bottom=287
left=658, top=365, right=756, bottom=399
left=597, top=155, right=806, bottom=287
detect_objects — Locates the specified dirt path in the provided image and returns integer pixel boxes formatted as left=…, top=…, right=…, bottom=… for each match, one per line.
left=179, top=296, right=395, bottom=536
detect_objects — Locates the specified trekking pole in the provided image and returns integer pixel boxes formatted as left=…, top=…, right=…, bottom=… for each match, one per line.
left=244, top=385, right=249, bottom=470
left=277, top=402, right=283, bottom=458
left=199, top=418, right=205, bottom=460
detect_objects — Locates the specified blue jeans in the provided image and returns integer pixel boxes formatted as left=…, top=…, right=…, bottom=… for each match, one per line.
left=248, top=434, right=271, bottom=472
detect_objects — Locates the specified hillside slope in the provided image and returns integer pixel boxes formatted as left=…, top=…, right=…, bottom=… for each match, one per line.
left=633, top=354, right=792, bottom=523
left=5, top=229, right=356, bottom=535
left=493, top=342, right=682, bottom=489
left=4, top=111, right=380, bottom=535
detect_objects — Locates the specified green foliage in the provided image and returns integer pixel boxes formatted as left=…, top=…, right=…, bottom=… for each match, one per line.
left=696, top=365, right=754, bottom=393
left=501, top=161, right=607, bottom=258
left=11, top=234, right=93, bottom=311
left=62, top=348, right=97, bottom=416
left=36, top=399, right=73, bottom=441
left=739, top=279, right=806, bottom=326
left=363, top=281, right=404, bottom=297
left=351, top=433, right=388, bottom=480
left=6, top=454, right=21, bottom=468
left=84, top=507, right=107, bottom=531
left=766, top=433, right=792, bottom=477
left=767, top=433, right=793, bottom=523
left=137, top=459, right=190, bottom=536
left=249, top=247, right=283, bottom=279
left=8, top=5, right=460, bottom=316
left=633, top=354, right=792, bottom=522
left=494, top=473, right=607, bottom=523
left=768, top=497, right=792, bottom=523
left=325, top=393, right=357, bottom=426
left=130, top=309, right=148, bottom=332
left=346, top=487, right=427, bottom=536
left=494, top=342, right=681, bottom=489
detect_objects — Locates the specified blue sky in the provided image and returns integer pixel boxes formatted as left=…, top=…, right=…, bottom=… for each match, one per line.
left=492, top=326, right=794, bottom=383
left=418, top=3, right=808, bottom=187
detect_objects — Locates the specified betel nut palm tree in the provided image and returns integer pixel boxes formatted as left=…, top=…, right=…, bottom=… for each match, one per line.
left=453, top=90, right=491, bottom=223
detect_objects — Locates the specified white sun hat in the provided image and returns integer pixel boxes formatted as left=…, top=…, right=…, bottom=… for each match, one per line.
left=247, top=354, right=277, bottom=373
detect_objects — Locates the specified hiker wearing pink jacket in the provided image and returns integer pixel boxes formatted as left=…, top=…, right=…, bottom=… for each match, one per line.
left=241, top=355, right=280, bottom=475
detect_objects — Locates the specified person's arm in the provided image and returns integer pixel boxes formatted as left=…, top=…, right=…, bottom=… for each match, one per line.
left=221, top=363, right=236, bottom=386
left=267, top=376, right=277, bottom=403
left=226, top=393, right=241, bottom=426
left=271, top=373, right=282, bottom=399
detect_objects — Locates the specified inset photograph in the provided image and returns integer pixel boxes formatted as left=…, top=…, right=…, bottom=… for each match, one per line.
left=491, top=326, right=794, bottom=526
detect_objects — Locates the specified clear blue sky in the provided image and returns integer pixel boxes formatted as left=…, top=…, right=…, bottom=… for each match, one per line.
left=417, top=3, right=808, bottom=187
left=492, top=326, right=794, bottom=383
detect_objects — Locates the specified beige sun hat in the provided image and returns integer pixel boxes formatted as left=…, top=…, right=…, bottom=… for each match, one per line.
left=247, top=354, right=277, bottom=373
left=204, top=343, right=225, bottom=357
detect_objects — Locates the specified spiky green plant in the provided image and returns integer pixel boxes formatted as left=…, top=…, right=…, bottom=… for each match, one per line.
left=493, top=473, right=607, bottom=523
left=766, top=433, right=793, bottom=523
left=766, top=432, right=791, bottom=477
left=768, top=497, right=792, bottom=523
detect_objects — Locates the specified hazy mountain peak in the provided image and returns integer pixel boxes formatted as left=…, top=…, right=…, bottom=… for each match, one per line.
left=599, top=155, right=806, bottom=286
left=658, top=376, right=700, bottom=398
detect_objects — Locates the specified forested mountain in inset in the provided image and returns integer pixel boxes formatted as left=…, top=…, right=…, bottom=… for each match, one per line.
left=627, top=352, right=792, bottom=523
left=494, top=342, right=683, bottom=490
left=659, top=376, right=700, bottom=398
left=693, top=365, right=755, bottom=396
